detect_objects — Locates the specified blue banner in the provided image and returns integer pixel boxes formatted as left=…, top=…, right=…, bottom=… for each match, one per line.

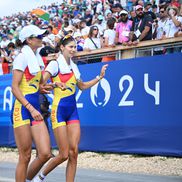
left=0, top=53, right=182, bottom=156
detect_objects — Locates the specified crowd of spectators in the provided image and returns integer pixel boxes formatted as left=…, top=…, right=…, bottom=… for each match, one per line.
left=0, top=0, right=182, bottom=74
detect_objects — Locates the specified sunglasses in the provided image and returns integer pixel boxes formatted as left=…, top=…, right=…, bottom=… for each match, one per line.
left=136, top=8, right=143, bottom=12
left=160, top=11, right=164, bottom=13
left=93, top=28, right=98, bottom=30
left=30, top=34, right=44, bottom=39
left=120, top=14, right=127, bottom=16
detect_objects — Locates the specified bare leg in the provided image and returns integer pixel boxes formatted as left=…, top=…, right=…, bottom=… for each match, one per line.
left=27, top=122, right=52, bottom=180
left=42, top=125, right=69, bottom=176
left=14, top=124, right=32, bottom=182
left=66, top=123, right=80, bottom=182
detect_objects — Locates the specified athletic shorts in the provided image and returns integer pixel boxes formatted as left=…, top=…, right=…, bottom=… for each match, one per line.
left=11, top=92, right=42, bottom=128
left=51, top=104, right=80, bottom=129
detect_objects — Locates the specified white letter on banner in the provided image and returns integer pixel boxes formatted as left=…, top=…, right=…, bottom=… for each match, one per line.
left=76, top=90, right=83, bottom=108
left=118, top=75, right=134, bottom=106
left=144, top=73, right=160, bottom=105
left=3, top=86, right=13, bottom=110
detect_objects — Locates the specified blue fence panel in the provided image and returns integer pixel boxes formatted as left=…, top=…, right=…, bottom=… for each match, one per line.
left=0, top=53, right=182, bottom=156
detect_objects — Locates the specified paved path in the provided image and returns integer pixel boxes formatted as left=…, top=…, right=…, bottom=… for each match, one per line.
left=0, top=162, right=182, bottom=182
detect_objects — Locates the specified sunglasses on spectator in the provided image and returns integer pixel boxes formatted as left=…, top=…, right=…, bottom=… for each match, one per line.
left=120, top=14, right=127, bottom=16
left=93, top=28, right=98, bottom=30
left=136, top=8, right=143, bottom=11
left=160, top=11, right=164, bottom=13
left=29, top=34, right=44, bottom=39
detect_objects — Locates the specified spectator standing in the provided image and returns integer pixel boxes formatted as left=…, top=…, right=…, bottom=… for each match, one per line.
left=153, top=6, right=169, bottom=40
left=102, top=17, right=116, bottom=62
left=94, top=15, right=107, bottom=36
left=84, top=9, right=93, bottom=26
left=164, top=6, right=182, bottom=53
left=83, top=26, right=103, bottom=63
left=103, top=17, right=116, bottom=47
left=164, top=6, right=182, bottom=38
left=42, top=25, right=55, bottom=48
left=130, top=5, right=153, bottom=42
left=152, top=4, right=160, bottom=18
left=0, top=35, right=10, bottom=49
left=130, top=5, right=153, bottom=56
left=7, top=32, right=16, bottom=44
left=115, top=10, right=133, bottom=45
left=153, top=6, right=169, bottom=54
left=111, top=3, right=123, bottom=19
left=144, top=2, right=157, bottom=20
left=83, top=25, right=102, bottom=51
left=79, top=19, right=90, bottom=39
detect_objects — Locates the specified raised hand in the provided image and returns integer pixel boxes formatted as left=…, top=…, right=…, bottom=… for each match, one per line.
left=100, top=64, right=108, bottom=79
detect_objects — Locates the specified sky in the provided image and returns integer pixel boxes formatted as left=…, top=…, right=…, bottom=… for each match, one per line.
left=0, top=0, right=59, bottom=18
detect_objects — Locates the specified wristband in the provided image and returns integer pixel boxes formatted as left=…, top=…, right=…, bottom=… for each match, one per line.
left=96, top=75, right=102, bottom=81
left=24, top=102, right=30, bottom=108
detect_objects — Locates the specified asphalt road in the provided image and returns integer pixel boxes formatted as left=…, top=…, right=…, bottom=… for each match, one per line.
left=0, top=162, right=182, bottom=182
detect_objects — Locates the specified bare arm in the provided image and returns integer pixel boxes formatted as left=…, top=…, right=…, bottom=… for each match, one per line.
left=104, top=36, right=109, bottom=47
left=77, top=64, right=108, bottom=90
left=139, top=26, right=151, bottom=41
left=12, top=70, right=29, bottom=107
left=42, top=71, right=66, bottom=91
left=114, top=31, right=119, bottom=44
left=12, top=70, right=43, bottom=121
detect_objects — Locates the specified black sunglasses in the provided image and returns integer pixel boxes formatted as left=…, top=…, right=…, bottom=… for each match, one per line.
left=160, top=11, right=164, bottom=13
left=30, top=34, right=44, bottom=39
left=120, top=14, right=127, bottom=16
left=93, top=28, right=98, bottom=30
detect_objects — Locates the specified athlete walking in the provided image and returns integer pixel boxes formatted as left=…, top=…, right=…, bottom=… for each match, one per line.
left=33, top=35, right=108, bottom=182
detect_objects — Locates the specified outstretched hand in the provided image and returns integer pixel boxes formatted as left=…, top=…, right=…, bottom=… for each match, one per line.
left=100, top=64, right=108, bottom=79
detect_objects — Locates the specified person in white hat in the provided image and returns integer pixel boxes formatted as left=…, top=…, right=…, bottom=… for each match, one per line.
left=115, top=10, right=133, bottom=45
left=11, top=25, right=53, bottom=182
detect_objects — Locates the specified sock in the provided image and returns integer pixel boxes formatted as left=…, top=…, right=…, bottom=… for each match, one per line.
left=32, top=172, right=46, bottom=182
left=39, top=172, right=45, bottom=180
left=26, top=180, right=31, bottom=182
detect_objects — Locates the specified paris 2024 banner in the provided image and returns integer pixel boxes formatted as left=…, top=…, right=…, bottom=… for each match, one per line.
left=0, top=53, right=182, bottom=157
